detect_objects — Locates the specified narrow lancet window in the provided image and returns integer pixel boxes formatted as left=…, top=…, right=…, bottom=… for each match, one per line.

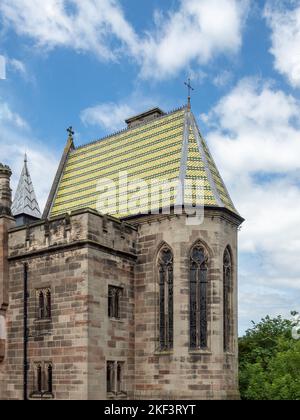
left=158, top=246, right=173, bottom=351
left=223, top=247, right=232, bottom=352
left=190, top=244, right=208, bottom=349
left=36, top=289, right=51, bottom=320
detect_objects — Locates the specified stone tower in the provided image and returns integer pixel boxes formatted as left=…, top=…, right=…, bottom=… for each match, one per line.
left=0, top=105, right=243, bottom=400
left=0, top=163, right=15, bottom=396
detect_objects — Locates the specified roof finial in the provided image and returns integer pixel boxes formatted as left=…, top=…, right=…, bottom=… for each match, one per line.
left=184, top=78, right=194, bottom=110
left=67, top=126, right=75, bottom=141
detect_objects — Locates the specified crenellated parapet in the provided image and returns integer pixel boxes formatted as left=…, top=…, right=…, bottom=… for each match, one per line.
left=8, top=209, right=137, bottom=261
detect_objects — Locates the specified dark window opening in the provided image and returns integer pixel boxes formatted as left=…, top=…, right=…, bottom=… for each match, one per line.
left=32, top=362, right=53, bottom=397
left=190, top=245, right=208, bottom=350
left=117, top=362, right=123, bottom=393
left=108, top=286, right=123, bottom=319
left=36, top=289, right=51, bottom=320
left=107, top=361, right=115, bottom=393
left=158, top=246, right=173, bottom=351
left=37, top=365, right=42, bottom=393
left=223, top=247, right=232, bottom=352
left=47, top=364, right=53, bottom=394
left=46, top=290, right=51, bottom=319
left=38, top=291, right=45, bottom=320
left=107, top=361, right=125, bottom=395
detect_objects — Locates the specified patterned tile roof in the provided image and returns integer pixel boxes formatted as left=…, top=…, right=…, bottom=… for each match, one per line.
left=12, top=155, right=41, bottom=219
left=48, top=107, right=239, bottom=219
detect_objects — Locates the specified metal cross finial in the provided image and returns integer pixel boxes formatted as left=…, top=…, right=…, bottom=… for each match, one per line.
left=184, top=78, right=194, bottom=109
left=67, top=126, right=74, bottom=139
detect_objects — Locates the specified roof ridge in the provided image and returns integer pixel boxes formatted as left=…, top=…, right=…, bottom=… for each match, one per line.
left=75, top=105, right=187, bottom=151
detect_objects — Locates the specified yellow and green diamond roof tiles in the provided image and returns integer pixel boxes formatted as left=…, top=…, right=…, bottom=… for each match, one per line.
left=49, top=107, right=238, bottom=219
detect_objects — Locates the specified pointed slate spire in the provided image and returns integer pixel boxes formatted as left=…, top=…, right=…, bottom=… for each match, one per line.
left=12, top=154, right=41, bottom=224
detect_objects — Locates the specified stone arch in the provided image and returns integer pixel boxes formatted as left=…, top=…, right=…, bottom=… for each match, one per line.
left=188, top=238, right=213, bottom=261
left=155, top=241, right=173, bottom=264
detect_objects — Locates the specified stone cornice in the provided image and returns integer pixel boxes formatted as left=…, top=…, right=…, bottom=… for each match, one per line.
left=8, top=239, right=137, bottom=262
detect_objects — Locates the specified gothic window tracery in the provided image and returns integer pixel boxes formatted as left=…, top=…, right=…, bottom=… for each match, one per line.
left=108, top=286, right=123, bottom=319
left=107, top=361, right=125, bottom=395
left=32, top=362, right=53, bottom=396
left=190, top=244, right=209, bottom=349
left=157, top=245, right=173, bottom=351
left=223, top=247, right=232, bottom=352
left=36, top=288, right=51, bottom=320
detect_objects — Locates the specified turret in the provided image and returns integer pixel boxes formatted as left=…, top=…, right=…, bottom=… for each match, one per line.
left=11, top=155, right=41, bottom=227
left=0, top=163, right=12, bottom=217
left=0, top=163, right=14, bottom=366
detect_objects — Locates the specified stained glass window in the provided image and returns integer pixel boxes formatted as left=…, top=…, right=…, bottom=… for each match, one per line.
left=190, top=244, right=208, bottom=349
left=158, top=246, right=173, bottom=351
left=223, top=247, right=232, bottom=352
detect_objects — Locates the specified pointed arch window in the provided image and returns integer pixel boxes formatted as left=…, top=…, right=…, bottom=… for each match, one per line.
left=158, top=246, right=174, bottom=351
left=107, top=361, right=115, bottom=393
left=37, top=364, right=42, bottom=393
left=38, top=291, right=45, bottom=320
left=108, top=286, right=123, bottom=319
left=223, top=247, right=232, bottom=352
left=46, top=289, right=51, bottom=319
left=36, top=288, right=51, bottom=320
left=32, top=362, right=54, bottom=397
left=190, top=244, right=208, bottom=349
left=47, top=364, right=53, bottom=394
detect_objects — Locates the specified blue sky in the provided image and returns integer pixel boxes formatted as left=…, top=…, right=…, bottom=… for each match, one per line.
left=0, top=0, right=300, bottom=334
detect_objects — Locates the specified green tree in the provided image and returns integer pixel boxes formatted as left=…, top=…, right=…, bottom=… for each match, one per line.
left=239, top=313, right=300, bottom=400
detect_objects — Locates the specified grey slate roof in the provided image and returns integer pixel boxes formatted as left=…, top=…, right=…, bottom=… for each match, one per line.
left=11, top=155, right=41, bottom=219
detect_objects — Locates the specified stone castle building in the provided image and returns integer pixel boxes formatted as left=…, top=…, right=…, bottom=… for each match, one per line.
left=0, top=105, right=243, bottom=400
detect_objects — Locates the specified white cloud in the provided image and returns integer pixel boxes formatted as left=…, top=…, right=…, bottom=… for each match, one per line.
left=0, top=0, right=248, bottom=80
left=264, top=1, right=300, bottom=88
left=0, top=98, right=58, bottom=211
left=0, top=54, right=28, bottom=80
left=203, top=78, right=300, bottom=178
left=8, top=58, right=27, bottom=77
left=0, top=100, right=29, bottom=129
left=140, top=0, right=248, bottom=79
left=0, top=55, right=6, bottom=79
left=0, top=0, right=140, bottom=61
left=202, top=78, right=300, bottom=331
left=80, top=93, right=161, bottom=132
left=238, top=284, right=299, bottom=334
left=81, top=103, right=135, bottom=132
left=213, top=70, right=233, bottom=88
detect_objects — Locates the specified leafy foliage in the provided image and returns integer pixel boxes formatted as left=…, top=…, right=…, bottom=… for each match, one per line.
left=239, top=313, right=300, bottom=400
